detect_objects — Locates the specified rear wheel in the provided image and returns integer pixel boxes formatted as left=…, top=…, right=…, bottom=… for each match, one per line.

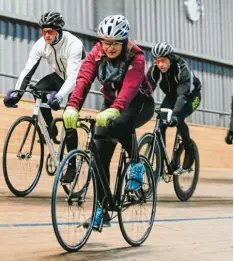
left=173, top=139, right=200, bottom=201
left=118, top=156, right=157, bottom=246
left=138, top=133, right=161, bottom=184
left=45, top=122, right=89, bottom=176
left=2, top=116, right=44, bottom=197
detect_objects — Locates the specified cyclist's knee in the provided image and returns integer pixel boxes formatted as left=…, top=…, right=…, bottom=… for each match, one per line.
left=176, top=115, right=187, bottom=127
left=177, top=120, right=189, bottom=137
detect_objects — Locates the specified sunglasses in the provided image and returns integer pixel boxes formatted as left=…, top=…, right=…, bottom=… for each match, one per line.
left=41, top=29, right=57, bottom=36
left=100, top=40, right=123, bottom=48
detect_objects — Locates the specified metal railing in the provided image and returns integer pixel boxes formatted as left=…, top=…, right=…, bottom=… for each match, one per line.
left=0, top=71, right=231, bottom=127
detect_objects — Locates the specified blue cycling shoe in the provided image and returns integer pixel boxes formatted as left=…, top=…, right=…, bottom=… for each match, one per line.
left=126, top=162, right=145, bottom=191
left=83, top=208, right=111, bottom=232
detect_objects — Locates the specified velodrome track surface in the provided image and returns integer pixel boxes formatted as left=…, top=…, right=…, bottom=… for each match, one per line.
left=0, top=164, right=232, bottom=261
left=0, top=99, right=232, bottom=260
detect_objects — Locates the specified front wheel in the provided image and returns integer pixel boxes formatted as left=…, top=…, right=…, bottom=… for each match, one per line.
left=2, top=116, right=44, bottom=197
left=173, top=139, right=200, bottom=201
left=118, top=156, right=157, bottom=246
left=51, top=149, right=97, bottom=252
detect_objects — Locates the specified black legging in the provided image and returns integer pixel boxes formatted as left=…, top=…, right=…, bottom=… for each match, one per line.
left=95, top=92, right=155, bottom=204
left=159, top=91, right=201, bottom=148
left=35, top=72, right=78, bottom=154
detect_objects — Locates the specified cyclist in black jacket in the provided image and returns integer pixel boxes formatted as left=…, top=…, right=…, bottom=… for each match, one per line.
left=147, top=42, right=201, bottom=170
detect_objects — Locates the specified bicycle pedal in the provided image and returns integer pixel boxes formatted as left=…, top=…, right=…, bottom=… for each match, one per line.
left=174, top=166, right=192, bottom=175
left=173, top=166, right=184, bottom=175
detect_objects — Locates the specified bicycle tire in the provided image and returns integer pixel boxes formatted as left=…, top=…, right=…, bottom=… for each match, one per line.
left=45, top=138, right=66, bottom=176
left=138, top=133, right=161, bottom=184
left=173, top=139, right=200, bottom=201
left=118, top=155, right=157, bottom=246
left=45, top=122, right=89, bottom=176
left=2, top=116, right=44, bottom=197
left=51, top=149, right=97, bottom=252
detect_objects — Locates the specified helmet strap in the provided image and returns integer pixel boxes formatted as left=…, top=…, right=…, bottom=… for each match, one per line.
left=118, top=39, right=128, bottom=60
left=51, top=29, right=63, bottom=45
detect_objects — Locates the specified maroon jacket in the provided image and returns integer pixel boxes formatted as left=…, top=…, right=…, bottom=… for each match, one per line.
left=67, top=41, right=152, bottom=111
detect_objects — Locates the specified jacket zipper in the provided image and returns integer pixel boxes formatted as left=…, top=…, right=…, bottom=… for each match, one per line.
left=60, top=58, right=66, bottom=80
left=166, top=73, right=171, bottom=94
left=52, top=46, right=62, bottom=73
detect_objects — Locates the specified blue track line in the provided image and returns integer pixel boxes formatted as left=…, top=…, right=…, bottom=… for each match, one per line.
left=0, top=216, right=232, bottom=228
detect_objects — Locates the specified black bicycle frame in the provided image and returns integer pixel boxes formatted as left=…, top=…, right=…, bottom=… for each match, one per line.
left=153, top=118, right=181, bottom=174
left=83, top=118, right=127, bottom=212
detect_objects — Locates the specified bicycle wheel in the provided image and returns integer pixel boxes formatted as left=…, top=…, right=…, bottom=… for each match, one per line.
left=2, top=116, right=44, bottom=197
left=45, top=122, right=89, bottom=176
left=138, top=133, right=161, bottom=184
left=118, top=155, right=157, bottom=246
left=173, top=139, right=200, bottom=201
left=51, top=149, right=97, bottom=252
left=77, top=123, right=89, bottom=150
left=45, top=137, right=67, bottom=176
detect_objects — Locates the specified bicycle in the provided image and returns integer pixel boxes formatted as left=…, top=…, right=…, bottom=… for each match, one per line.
left=2, top=84, right=88, bottom=197
left=138, top=108, right=200, bottom=201
left=51, top=116, right=157, bottom=252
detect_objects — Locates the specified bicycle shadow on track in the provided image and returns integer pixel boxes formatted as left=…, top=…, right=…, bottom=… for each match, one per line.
left=1, top=194, right=232, bottom=207
left=43, top=244, right=154, bottom=261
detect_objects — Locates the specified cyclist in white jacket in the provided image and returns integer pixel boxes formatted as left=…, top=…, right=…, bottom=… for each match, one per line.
left=3, top=11, right=85, bottom=178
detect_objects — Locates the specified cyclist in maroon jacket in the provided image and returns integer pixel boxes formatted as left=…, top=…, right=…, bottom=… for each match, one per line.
left=63, top=15, right=155, bottom=229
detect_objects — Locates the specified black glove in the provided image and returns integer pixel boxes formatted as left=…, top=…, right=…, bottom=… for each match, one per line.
left=225, top=130, right=233, bottom=145
left=3, top=90, right=21, bottom=107
left=48, top=92, right=62, bottom=111
left=48, top=98, right=61, bottom=111
left=168, top=115, right=178, bottom=127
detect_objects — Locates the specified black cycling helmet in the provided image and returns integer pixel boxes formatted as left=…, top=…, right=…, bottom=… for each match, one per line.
left=151, top=42, right=174, bottom=58
left=39, top=11, right=65, bottom=29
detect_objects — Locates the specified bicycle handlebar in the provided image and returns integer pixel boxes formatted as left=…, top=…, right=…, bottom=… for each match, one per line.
left=13, top=84, right=53, bottom=96
left=78, top=116, right=96, bottom=124
left=11, top=85, right=65, bottom=110
left=155, top=108, right=173, bottom=122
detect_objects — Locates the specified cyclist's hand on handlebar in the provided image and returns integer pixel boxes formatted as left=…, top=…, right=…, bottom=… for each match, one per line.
left=48, top=92, right=63, bottom=111
left=168, top=115, right=178, bottom=127
left=63, top=106, right=79, bottom=129
left=3, top=90, right=21, bottom=108
left=96, top=108, right=120, bottom=127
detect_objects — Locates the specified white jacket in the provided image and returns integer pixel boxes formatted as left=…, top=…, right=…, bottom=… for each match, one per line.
left=15, top=31, right=84, bottom=99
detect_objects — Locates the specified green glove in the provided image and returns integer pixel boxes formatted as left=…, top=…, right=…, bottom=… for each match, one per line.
left=96, top=108, right=120, bottom=127
left=63, top=106, right=79, bottom=129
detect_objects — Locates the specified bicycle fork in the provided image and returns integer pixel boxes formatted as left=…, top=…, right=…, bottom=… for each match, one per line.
left=17, top=116, right=39, bottom=160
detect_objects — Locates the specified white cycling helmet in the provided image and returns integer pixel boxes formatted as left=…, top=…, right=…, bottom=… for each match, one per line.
left=98, top=15, right=130, bottom=40
left=151, top=42, right=174, bottom=58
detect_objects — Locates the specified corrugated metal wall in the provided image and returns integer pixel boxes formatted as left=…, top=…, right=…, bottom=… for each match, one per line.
left=0, top=0, right=233, bottom=127
left=0, top=0, right=95, bottom=31
left=125, top=0, right=233, bottom=62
